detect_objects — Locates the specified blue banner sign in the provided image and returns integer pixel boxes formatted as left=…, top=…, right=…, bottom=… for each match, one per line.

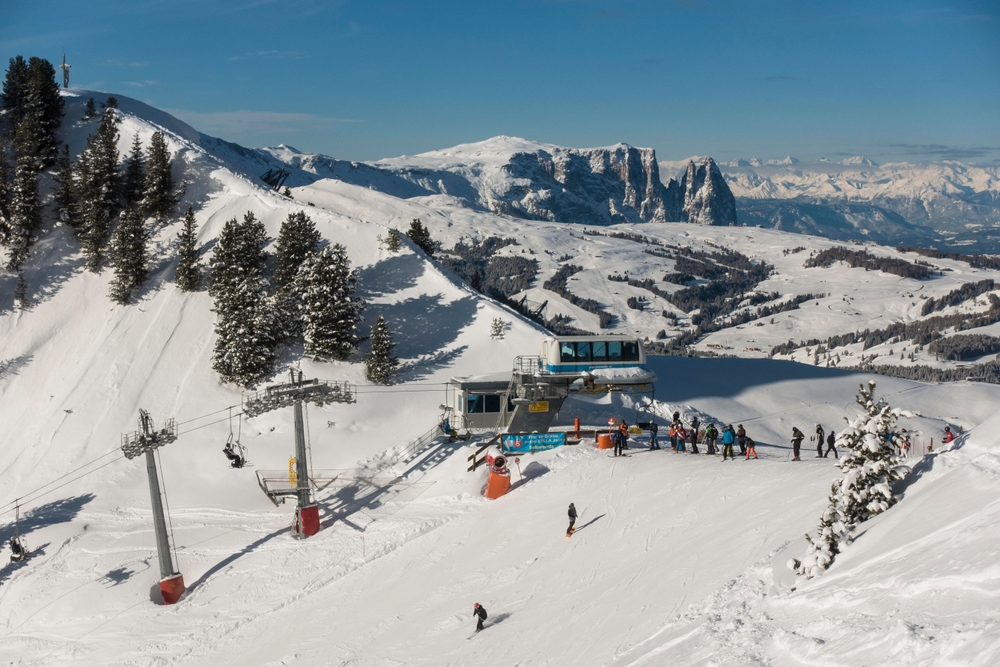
left=501, top=432, right=566, bottom=453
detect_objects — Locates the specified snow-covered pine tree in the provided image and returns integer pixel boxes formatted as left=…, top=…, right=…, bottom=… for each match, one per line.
left=490, top=317, right=506, bottom=340
left=208, top=211, right=269, bottom=299
left=14, top=273, right=28, bottom=310
left=406, top=218, right=435, bottom=256
left=297, top=244, right=364, bottom=361
left=77, top=99, right=121, bottom=271
left=6, top=112, right=43, bottom=271
left=211, top=272, right=275, bottom=388
left=122, top=133, right=146, bottom=210
left=274, top=210, right=320, bottom=289
left=790, top=381, right=909, bottom=579
left=84, top=97, right=96, bottom=120
left=381, top=228, right=402, bottom=253
left=25, top=57, right=63, bottom=167
left=52, top=144, right=76, bottom=228
left=108, top=207, right=150, bottom=304
left=0, top=136, right=10, bottom=245
left=141, top=131, right=180, bottom=221
left=174, top=206, right=201, bottom=292
left=1, top=56, right=30, bottom=127
left=364, top=315, right=398, bottom=384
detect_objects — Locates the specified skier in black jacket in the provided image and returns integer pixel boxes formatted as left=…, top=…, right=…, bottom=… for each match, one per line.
left=473, top=603, right=487, bottom=633
left=815, top=424, right=825, bottom=458
left=567, top=503, right=577, bottom=536
left=791, top=427, right=804, bottom=461
left=825, top=431, right=838, bottom=458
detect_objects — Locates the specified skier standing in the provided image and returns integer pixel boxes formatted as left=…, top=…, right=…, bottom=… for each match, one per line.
left=721, top=424, right=736, bottom=461
left=791, top=427, right=804, bottom=461
left=690, top=417, right=700, bottom=454
left=736, top=425, right=747, bottom=456
left=825, top=430, right=838, bottom=458
left=705, top=423, right=718, bottom=455
left=567, top=502, right=577, bottom=536
left=815, top=424, right=825, bottom=458
left=648, top=422, right=659, bottom=450
left=612, top=428, right=623, bottom=457
left=619, top=420, right=630, bottom=450
left=745, top=436, right=758, bottom=460
left=473, top=603, right=488, bottom=633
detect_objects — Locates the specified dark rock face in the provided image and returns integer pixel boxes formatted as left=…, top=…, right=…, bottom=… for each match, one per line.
left=490, top=147, right=737, bottom=227
left=679, top=157, right=738, bottom=226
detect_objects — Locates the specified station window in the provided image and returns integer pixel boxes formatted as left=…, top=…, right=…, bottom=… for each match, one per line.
left=623, top=341, right=639, bottom=361
left=467, top=394, right=503, bottom=413
left=560, top=342, right=576, bottom=362
left=591, top=340, right=607, bottom=361
left=607, top=340, right=622, bottom=361
left=576, top=341, right=592, bottom=362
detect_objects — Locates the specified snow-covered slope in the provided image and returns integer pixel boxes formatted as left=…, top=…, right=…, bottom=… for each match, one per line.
left=4, top=91, right=1000, bottom=666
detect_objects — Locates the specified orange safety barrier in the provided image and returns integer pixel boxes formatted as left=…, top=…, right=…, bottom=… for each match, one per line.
left=597, top=434, right=613, bottom=449
left=160, top=573, right=185, bottom=605
left=485, top=469, right=511, bottom=499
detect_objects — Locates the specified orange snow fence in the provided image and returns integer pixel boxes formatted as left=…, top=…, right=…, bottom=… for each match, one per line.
left=160, top=573, right=185, bottom=605
left=597, top=434, right=614, bottom=449
left=485, top=469, right=511, bottom=499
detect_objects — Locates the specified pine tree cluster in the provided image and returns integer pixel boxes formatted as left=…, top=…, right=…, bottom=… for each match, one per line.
left=790, top=381, right=910, bottom=579
left=406, top=218, right=435, bottom=256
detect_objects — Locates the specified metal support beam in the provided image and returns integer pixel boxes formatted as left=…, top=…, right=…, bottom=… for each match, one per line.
left=145, top=449, right=177, bottom=580
left=293, top=399, right=311, bottom=509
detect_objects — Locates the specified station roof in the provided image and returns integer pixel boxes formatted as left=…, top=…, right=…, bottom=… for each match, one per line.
left=450, top=372, right=511, bottom=391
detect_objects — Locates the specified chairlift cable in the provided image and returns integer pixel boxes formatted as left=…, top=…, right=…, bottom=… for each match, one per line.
left=0, top=454, right=127, bottom=519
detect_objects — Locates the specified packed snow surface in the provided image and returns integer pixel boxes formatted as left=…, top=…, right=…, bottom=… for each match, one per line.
left=2, top=92, right=999, bottom=666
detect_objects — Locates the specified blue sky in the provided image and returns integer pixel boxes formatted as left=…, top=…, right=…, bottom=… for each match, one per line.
left=3, top=0, right=999, bottom=163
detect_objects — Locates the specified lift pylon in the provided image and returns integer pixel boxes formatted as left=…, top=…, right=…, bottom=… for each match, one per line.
left=244, top=370, right=354, bottom=537
left=121, top=409, right=184, bottom=604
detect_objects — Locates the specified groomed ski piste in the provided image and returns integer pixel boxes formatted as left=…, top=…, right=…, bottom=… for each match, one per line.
left=2, top=92, right=1000, bottom=666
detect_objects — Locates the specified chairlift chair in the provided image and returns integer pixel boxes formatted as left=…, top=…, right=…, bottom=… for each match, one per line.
left=222, top=409, right=248, bottom=468
left=9, top=503, right=28, bottom=563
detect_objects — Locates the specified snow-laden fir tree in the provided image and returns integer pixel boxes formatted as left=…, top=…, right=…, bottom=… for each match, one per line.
left=6, top=112, right=43, bottom=271
left=52, top=144, right=76, bottom=228
left=0, top=135, right=10, bottom=245
left=121, top=133, right=146, bottom=210
left=406, top=218, right=434, bottom=256
left=790, top=381, right=909, bottom=579
left=490, top=317, right=506, bottom=340
left=212, top=272, right=275, bottom=388
left=14, top=273, right=28, bottom=310
left=274, top=211, right=320, bottom=289
left=174, top=207, right=201, bottom=292
left=381, top=228, right=402, bottom=253
left=364, top=315, right=398, bottom=384
left=84, top=97, right=96, bottom=120
left=108, top=207, right=150, bottom=304
left=141, top=131, right=180, bottom=221
left=24, top=57, right=64, bottom=168
left=76, top=98, right=121, bottom=271
left=209, top=210, right=275, bottom=386
left=297, top=244, right=364, bottom=361
left=1, top=56, right=30, bottom=127
left=208, top=211, right=268, bottom=299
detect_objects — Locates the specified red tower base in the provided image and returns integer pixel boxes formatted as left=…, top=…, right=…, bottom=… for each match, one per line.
left=160, top=573, right=185, bottom=605
left=295, top=503, right=320, bottom=537
left=485, top=470, right=511, bottom=499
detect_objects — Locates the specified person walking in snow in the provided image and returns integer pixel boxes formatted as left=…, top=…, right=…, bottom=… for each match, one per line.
left=791, top=427, right=804, bottom=461
left=825, top=430, right=838, bottom=458
left=815, top=424, right=825, bottom=458
left=473, top=603, right=488, bottom=633
left=690, top=417, right=700, bottom=454
left=721, top=424, right=736, bottom=461
left=705, top=423, right=718, bottom=455
left=648, top=422, right=660, bottom=450
left=736, top=425, right=747, bottom=456
left=745, top=436, right=758, bottom=460
left=567, top=502, right=577, bottom=536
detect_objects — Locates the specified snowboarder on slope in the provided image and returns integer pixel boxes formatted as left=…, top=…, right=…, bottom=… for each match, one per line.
left=745, top=436, right=758, bottom=460
left=648, top=422, right=660, bottom=450
left=815, top=424, right=825, bottom=458
left=791, top=427, right=804, bottom=461
left=567, top=503, right=577, bottom=536
left=736, top=425, right=747, bottom=456
left=721, top=425, right=736, bottom=461
left=825, top=431, right=838, bottom=458
left=473, top=603, right=488, bottom=633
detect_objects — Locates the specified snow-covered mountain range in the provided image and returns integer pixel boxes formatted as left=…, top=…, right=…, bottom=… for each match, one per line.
left=659, top=156, right=1000, bottom=250
left=4, top=90, right=1000, bottom=666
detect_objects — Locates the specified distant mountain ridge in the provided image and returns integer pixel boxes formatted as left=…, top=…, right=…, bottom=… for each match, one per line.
left=257, top=137, right=739, bottom=227
left=658, top=156, right=1000, bottom=251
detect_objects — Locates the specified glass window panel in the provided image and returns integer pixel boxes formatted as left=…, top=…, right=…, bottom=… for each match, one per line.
left=608, top=341, right=622, bottom=361
left=560, top=342, right=576, bottom=362
left=592, top=341, right=607, bottom=361
left=485, top=395, right=501, bottom=413
left=576, top=341, right=592, bottom=362
left=468, top=394, right=484, bottom=413
left=623, top=341, right=639, bottom=361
